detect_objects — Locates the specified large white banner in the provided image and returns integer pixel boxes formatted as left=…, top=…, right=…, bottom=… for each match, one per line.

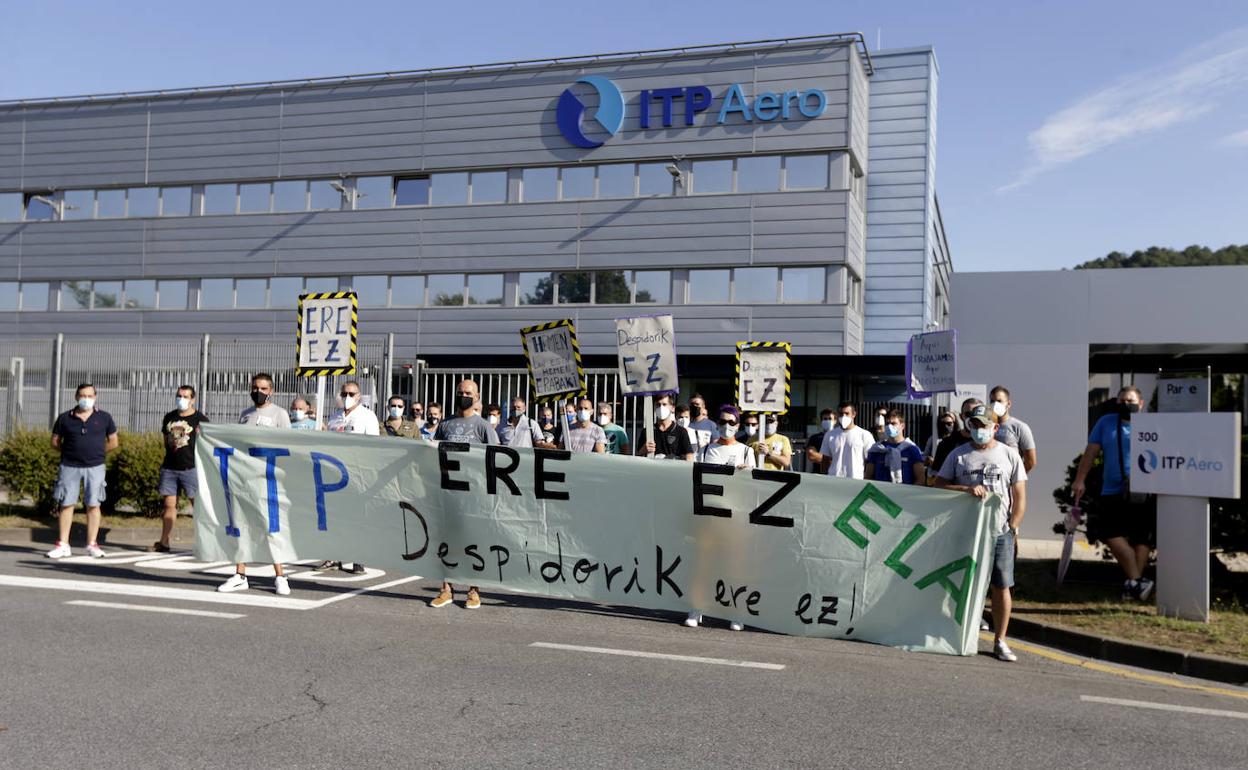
left=194, top=424, right=999, bottom=655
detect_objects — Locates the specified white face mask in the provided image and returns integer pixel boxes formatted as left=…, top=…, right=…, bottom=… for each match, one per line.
left=341, top=394, right=359, bottom=410
left=839, top=415, right=853, bottom=430
left=77, top=397, right=95, bottom=411
left=876, top=414, right=886, bottom=427
left=577, top=409, right=592, bottom=422
left=176, top=397, right=191, bottom=411
left=821, top=419, right=833, bottom=431
left=596, top=414, right=610, bottom=426
left=487, top=414, right=499, bottom=425
left=657, top=405, right=672, bottom=422
left=992, top=401, right=1008, bottom=418
left=765, top=420, right=777, bottom=436
left=676, top=417, right=690, bottom=428
left=292, top=409, right=306, bottom=422
left=389, top=407, right=404, bottom=419
left=745, top=425, right=758, bottom=437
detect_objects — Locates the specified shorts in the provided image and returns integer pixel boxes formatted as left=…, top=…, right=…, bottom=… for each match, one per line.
left=54, top=464, right=106, bottom=509
left=1097, top=493, right=1156, bottom=548
left=158, top=467, right=199, bottom=499
left=990, top=530, right=1015, bottom=589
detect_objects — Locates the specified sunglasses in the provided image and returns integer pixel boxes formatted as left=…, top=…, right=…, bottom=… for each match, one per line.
left=719, top=419, right=738, bottom=426
left=340, top=392, right=359, bottom=398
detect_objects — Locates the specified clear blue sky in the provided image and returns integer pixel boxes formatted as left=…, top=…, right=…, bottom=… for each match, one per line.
left=3, top=0, right=1246, bottom=272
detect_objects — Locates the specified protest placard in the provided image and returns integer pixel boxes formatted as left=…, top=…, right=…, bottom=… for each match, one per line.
left=615, top=314, right=678, bottom=396
left=736, top=341, right=791, bottom=413
left=296, top=292, right=358, bottom=376
left=520, top=319, right=586, bottom=402
left=195, top=423, right=998, bottom=655
left=906, top=330, right=956, bottom=398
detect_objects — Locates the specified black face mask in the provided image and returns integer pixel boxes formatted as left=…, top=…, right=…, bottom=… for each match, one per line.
left=250, top=390, right=269, bottom=407
left=938, top=423, right=954, bottom=437
left=456, top=394, right=475, bottom=412
left=1118, top=402, right=1140, bottom=419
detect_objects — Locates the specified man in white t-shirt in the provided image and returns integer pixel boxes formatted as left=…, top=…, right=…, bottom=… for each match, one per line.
left=498, top=396, right=548, bottom=449
left=818, top=401, right=874, bottom=479
left=326, top=380, right=380, bottom=436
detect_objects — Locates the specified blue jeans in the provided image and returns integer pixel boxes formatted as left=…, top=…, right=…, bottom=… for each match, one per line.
left=991, top=530, right=1016, bottom=589
left=55, top=464, right=106, bottom=508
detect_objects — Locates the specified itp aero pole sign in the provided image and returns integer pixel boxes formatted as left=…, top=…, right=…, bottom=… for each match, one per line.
left=296, top=292, right=358, bottom=376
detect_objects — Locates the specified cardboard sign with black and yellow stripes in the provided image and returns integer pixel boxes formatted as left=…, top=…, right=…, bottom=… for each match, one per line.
left=520, top=319, right=586, bottom=403
left=296, top=291, right=358, bottom=377
left=735, top=340, right=791, bottom=414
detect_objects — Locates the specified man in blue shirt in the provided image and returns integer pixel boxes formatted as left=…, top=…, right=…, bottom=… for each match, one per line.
left=864, top=409, right=926, bottom=485
left=47, top=383, right=118, bottom=559
left=1073, top=386, right=1155, bottom=601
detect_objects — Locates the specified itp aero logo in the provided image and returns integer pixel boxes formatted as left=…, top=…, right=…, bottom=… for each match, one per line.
left=556, top=76, right=624, bottom=149
left=1137, top=449, right=1159, bottom=474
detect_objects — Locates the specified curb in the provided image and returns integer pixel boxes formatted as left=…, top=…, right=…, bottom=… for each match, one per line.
left=1005, top=615, right=1248, bottom=686
left=0, top=526, right=195, bottom=548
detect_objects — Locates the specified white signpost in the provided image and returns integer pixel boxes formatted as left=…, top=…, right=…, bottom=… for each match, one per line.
left=1130, top=411, right=1242, bottom=621
left=616, top=314, right=678, bottom=458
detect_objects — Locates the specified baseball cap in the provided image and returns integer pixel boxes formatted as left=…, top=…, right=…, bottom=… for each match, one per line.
left=965, top=405, right=993, bottom=428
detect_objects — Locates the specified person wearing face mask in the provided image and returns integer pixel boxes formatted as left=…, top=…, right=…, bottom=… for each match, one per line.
left=290, top=397, right=319, bottom=430
left=152, top=385, right=209, bottom=553
left=408, top=401, right=426, bottom=430
left=804, top=408, right=836, bottom=475
left=596, top=402, right=630, bottom=455
left=935, top=406, right=1027, bottom=662
left=989, top=385, right=1037, bottom=473
left=675, top=403, right=712, bottom=461
left=383, top=396, right=420, bottom=438
left=46, top=383, right=119, bottom=560
left=688, top=393, right=717, bottom=438
left=498, top=397, right=548, bottom=449
left=562, top=396, right=607, bottom=454
left=430, top=379, right=498, bottom=611
left=538, top=406, right=558, bottom=445
left=420, top=402, right=442, bottom=440
left=818, top=401, right=874, bottom=479
left=748, top=413, right=792, bottom=471
left=865, top=410, right=925, bottom=485
left=924, top=412, right=958, bottom=470
left=1073, top=386, right=1156, bottom=602
left=639, top=393, right=693, bottom=460
left=327, top=380, right=381, bottom=436
left=872, top=407, right=890, bottom=442
left=932, top=398, right=982, bottom=475
left=220, top=373, right=291, bottom=596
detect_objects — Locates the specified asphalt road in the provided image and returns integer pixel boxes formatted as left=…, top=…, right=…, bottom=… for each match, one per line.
left=0, top=542, right=1244, bottom=769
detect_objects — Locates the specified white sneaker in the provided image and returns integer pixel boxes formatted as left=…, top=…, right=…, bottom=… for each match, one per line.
left=85, top=543, right=105, bottom=558
left=45, top=542, right=72, bottom=559
left=994, top=640, right=1018, bottom=662
left=274, top=576, right=291, bottom=596
left=683, top=611, right=702, bottom=628
left=980, top=619, right=990, bottom=631
left=729, top=621, right=744, bottom=632
left=217, top=573, right=249, bottom=593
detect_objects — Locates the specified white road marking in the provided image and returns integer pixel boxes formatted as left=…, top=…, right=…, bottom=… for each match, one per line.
left=64, top=600, right=245, bottom=619
left=530, top=642, right=785, bottom=671
left=313, top=575, right=424, bottom=605
left=1081, top=695, right=1248, bottom=720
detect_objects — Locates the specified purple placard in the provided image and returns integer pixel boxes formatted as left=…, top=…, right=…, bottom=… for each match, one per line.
left=906, top=329, right=957, bottom=399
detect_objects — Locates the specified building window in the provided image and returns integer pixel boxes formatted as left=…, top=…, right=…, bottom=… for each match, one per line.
left=737, top=155, right=782, bottom=193
left=127, top=187, right=159, bottom=218
left=517, top=272, right=552, bottom=305
left=24, top=194, right=56, bottom=221
left=235, top=278, right=267, bottom=308
left=355, top=176, right=392, bottom=209
left=598, top=164, right=635, bottom=198
left=273, top=181, right=308, bottom=212
left=688, top=269, right=730, bottom=303
left=21, top=282, right=50, bottom=311
left=0, top=282, right=16, bottom=310
left=90, top=281, right=122, bottom=309
left=522, top=168, right=557, bottom=202
left=428, top=273, right=466, bottom=306
left=430, top=173, right=468, bottom=206
left=123, top=280, right=156, bottom=309
left=60, top=280, right=91, bottom=310
left=638, top=163, right=673, bottom=196
left=269, top=277, right=302, bottom=307
left=238, top=183, right=272, bottom=214
left=304, top=276, right=339, bottom=293
left=161, top=187, right=192, bottom=217
left=784, top=154, right=829, bottom=190
left=593, top=271, right=631, bottom=304
left=561, top=166, right=594, bottom=200
left=395, top=177, right=430, bottom=207
left=157, top=280, right=188, bottom=310
left=96, top=189, right=125, bottom=218
left=203, top=184, right=237, bottom=215
left=691, top=159, right=732, bottom=194
left=200, top=278, right=233, bottom=309
left=350, top=275, right=389, bottom=307
left=634, top=270, right=670, bottom=303
left=781, top=266, right=825, bottom=303
left=470, top=172, right=507, bottom=204
left=310, top=180, right=342, bottom=210
left=733, top=267, right=779, bottom=303
left=467, top=274, right=504, bottom=305
left=63, top=190, right=94, bottom=220
left=0, top=192, right=22, bottom=221
left=390, top=275, right=425, bottom=306
left=556, top=271, right=591, bottom=304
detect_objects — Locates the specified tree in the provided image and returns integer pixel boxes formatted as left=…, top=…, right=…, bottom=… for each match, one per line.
left=522, top=271, right=652, bottom=305
left=1074, top=244, right=1248, bottom=270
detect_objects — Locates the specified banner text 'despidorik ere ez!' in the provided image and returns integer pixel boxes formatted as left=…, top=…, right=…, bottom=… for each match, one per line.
left=194, top=424, right=999, bottom=655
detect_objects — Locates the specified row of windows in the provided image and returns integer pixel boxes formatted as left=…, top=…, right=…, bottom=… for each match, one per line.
left=0, top=266, right=828, bottom=311
left=0, top=153, right=835, bottom=222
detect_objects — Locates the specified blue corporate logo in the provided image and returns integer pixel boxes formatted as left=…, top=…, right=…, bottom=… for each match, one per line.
left=1137, top=449, right=1158, bottom=474
left=556, top=77, right=828, bottom=148
left=557, top=76, right=625, bottom=149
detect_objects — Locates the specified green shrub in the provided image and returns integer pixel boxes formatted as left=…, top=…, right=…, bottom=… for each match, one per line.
left=0, top=428, right=61, bottom=511
left=107, top=431, right=169, bottom=517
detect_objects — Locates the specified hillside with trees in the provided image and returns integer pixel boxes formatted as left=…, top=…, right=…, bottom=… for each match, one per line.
left=1074, top=244, right=1248, bottom=269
